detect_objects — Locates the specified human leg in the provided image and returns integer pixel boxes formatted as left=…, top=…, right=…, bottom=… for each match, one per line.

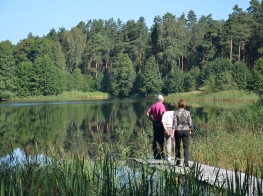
left=165, top=128, right=172, bottom=159
left=153, top=122, right=164, bottom=159
left=182, top=130, right=190, bottom=166
left=156, top=124, right=164, bottom=159
left=152, top=123, right=158, bottom=159
left=174, top=130, right=182, bottom=165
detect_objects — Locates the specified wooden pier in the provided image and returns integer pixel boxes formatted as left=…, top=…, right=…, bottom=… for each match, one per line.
left=130, top=158, right=263, bottom=194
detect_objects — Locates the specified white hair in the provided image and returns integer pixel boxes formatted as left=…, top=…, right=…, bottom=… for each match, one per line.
left=157, top=95, right=164, bottom=101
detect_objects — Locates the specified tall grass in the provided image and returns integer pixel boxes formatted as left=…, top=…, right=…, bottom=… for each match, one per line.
left=167, top=90, right=260, bottom=102
left=9, top=91, right=109, bottom=102
left=190, top=100, right=263, bottom=175
left=0, top=148, right=262, bottom=195
left=190, top=129, right=263, bottom=172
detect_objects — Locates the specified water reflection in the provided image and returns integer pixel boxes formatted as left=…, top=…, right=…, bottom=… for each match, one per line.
left=0, top=99, right=155, bottom=157
left=0, top=99, right=248, bottom=158
left=0, top=148, right=50, bottom=167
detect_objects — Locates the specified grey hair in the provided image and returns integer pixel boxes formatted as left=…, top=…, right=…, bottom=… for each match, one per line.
left=157, top=95, right=164, bottom=101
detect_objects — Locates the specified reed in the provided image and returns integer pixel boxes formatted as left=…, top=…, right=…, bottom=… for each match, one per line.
left=167, top=90, right=260, bottom=102
left=190, top=100, right=263, bottom=175
left=0, top=145, right=263, bottom=195
left=9, top=91, right=109, bottom=101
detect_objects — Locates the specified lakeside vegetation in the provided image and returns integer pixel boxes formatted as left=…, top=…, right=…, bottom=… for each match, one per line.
left=1, top=98, right=263, bottom=195
left=1, top=92, right=263, bottom=174
left=8, top=91, right=109, bottom=102
left=167, top=90, right=261, bottom=102
left=1, top=0, right=263, bottom=193
left=1, top=144, right=262, bottom=195
left=3, top=89, right=261, bottom=102
left=190, top=99, right=263, bottom=174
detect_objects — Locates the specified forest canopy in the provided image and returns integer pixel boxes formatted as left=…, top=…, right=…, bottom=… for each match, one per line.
left=1, top=0, right=263, bottom=99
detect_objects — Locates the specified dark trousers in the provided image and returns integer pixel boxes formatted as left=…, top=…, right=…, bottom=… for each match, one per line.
left=174, top=130, right=190, bottom=166
left=152, top=121, right=164, bottom=159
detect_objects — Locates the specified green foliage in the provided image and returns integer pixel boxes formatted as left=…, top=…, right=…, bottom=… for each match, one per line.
left=32, top=56, right=66, bottom=96
left=162, top=65, right=184, bottom=94
left=184, top=73, right=196, bottom=92
left=0, top=41, right=17, bottom=98
left=248, top=58, right=263, bottom=90
left=201, top=58, right=234, bottom=82
left=73, top=68, right=86, bottom=91
left=216, top=71, right=237, bottom=91
left=110, top=53, right=136, bottom=97
left=201, top=58, right=238, bottom=92
left=184, top=67, right=201, bottom=92
left=0, top=147, right=263, bottom=195
left=16, top=61, right=33, bottom=97
left=2, top=6, right=263, bottom=99
left=190, top=100, right=263, bottom=174
left=133, top=72, right=146, bottom=96
left=232, top=61, right=251, bottom=90
left=142, top=56, right=162, bottom=96
left=60, top=27, right=86, bottom=74
left=167, top=90, right=260, bottom=103
left=204, top=75, right=216, bottom=93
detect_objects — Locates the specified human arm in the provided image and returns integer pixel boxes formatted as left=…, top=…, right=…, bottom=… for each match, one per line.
left=146, top=105, right=154, bottom=122
left=162, top=122, right=171, bottom=135
left=146, top=112, right=154, bottom=122
left=187, top=112, right=193, bottom=134
left=162, top=113, right=171, bottom=135
left=172, top=111, right=177, bottom=130
left=170, top=129, right=175, bottom=138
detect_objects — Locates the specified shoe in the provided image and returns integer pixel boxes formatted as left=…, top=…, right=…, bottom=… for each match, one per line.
left=176, top=160, right=181, bottom=166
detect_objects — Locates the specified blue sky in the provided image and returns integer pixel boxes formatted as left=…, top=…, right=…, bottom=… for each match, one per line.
left=0, top=0, right=251, bottom=45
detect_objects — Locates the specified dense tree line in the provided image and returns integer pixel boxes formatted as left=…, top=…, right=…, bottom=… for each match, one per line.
left=1, top=0, right=263, bottom=99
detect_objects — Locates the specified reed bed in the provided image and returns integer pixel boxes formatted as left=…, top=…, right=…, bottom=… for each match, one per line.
left=0, top=146, right=263, bottom=196
left=9, top=91, right=109, bottom=102
left=190, top=99, right=263, bottom=175
left=167, top=90, right=260, bottom=102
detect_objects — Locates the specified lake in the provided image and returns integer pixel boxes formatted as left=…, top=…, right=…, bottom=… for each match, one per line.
left=0, top=98, right=253, bottom=160
left=0, top=99, right=160, bottom=157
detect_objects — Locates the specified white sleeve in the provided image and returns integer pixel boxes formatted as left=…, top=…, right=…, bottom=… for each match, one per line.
left=161, top=113, right=166, bottom=123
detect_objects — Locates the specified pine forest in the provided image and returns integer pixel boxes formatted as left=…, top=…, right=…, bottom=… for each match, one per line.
left=1, top=1, right=263, bottom=99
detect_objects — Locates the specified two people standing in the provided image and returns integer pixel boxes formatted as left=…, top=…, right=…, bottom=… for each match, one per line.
left=147, top=95, right=192, bottom=167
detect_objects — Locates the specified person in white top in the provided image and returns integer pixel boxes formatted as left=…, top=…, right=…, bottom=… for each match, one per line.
left=161, top=102, right=176, bottom=161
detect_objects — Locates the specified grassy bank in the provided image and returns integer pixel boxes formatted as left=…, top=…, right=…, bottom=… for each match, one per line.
left=189, top=100, right=263, bottom=174
left=191, top=129, right=263, bottom=171
left=6, top=90, right=261, bottom=102
left=166, top=90, right=261, bottom=102
left=9, top=91, right=109, bottom=101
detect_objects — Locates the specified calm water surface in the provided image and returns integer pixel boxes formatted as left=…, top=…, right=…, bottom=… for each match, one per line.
left=0, top=98, right=247, bottom=158
left=0, top=99, right=158, bottom=157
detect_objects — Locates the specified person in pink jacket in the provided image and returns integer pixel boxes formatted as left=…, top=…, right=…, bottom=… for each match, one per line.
left=146, top=95, right=166, bottom=159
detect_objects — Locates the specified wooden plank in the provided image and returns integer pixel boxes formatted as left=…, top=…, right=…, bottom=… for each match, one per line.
left=128, top=158, right=263, bottom=194
left=129, top=158, right=190, bottom=174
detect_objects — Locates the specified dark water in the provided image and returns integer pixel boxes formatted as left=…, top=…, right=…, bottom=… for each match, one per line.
left=0, top=99, right=160, bottom=157
left=0, top=99, right=249, bottom=158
